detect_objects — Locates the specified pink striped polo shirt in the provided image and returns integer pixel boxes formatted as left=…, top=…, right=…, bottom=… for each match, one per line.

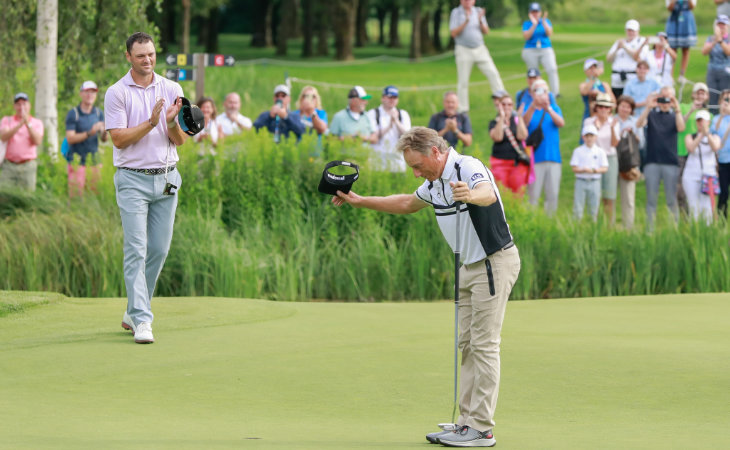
left=105, top=70, right=184, bottom=169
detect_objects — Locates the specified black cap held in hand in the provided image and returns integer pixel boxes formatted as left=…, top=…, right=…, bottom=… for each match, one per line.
left=318, top=161, right=360, bottom=196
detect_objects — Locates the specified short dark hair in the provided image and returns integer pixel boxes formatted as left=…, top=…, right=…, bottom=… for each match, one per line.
left=126, top=32, right=154, bottom=53
left=616, top=95, right=636, bottom=114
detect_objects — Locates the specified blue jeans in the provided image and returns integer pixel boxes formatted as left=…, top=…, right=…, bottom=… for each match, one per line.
left=114, top=168, right=181, bottom=325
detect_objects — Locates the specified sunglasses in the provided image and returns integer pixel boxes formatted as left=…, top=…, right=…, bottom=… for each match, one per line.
left=302, top=94, right=316, bottom=99
left=501, top=102, right=513, bottom=107
left=275, top=93, right=288, bottom=98
left=724, top=98, right=730, bottom=103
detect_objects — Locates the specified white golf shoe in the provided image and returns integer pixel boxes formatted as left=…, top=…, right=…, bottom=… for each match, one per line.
left=122, top=312, right=136, bottom=332
left=134, top=322, right=154, bottom=344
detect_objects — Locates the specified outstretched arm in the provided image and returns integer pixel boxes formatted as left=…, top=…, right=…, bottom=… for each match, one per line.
left=332, top=191, right=428, bottom=215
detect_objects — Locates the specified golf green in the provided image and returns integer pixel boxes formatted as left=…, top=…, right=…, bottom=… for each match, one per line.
left=1, top=292, right=728, bottom=449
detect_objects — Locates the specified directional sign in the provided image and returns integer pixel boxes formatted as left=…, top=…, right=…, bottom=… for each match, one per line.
left=207, top=54, right=235, bottom=67
left=164, top=68, right=194, bottom=82
left=165, top=54, right=192, bottom=66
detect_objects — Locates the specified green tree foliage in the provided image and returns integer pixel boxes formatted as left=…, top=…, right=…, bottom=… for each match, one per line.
left=0, top=1, right=36, bottom=106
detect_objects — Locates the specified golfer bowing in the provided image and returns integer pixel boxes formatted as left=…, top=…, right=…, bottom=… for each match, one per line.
left=332, top=126, right=520, bottom=448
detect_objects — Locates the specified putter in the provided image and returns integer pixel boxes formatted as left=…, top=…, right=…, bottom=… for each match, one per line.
left=450, top=201, right=462, bottom=427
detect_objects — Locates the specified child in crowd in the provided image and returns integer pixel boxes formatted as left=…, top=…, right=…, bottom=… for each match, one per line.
left=571, top=125, right=609, bottom=221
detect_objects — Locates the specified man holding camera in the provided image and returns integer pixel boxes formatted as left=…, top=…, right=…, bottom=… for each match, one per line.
left=253, top=85, right=305, bottom=143
left=636, top=87, right=686, bottom=229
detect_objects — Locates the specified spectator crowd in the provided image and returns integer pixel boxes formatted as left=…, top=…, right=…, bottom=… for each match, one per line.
left=1, top=0, right=729, bottom=228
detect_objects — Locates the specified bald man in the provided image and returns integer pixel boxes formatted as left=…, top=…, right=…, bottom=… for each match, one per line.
left=216, top=92, right=252, bottom=136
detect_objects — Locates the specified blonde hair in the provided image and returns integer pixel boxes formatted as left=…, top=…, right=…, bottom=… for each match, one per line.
left=295, top=86, right=322, bottom=110
left=396, top=126, right=448, bottom=155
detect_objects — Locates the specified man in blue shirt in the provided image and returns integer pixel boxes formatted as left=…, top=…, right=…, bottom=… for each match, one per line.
left=521, top=2, right=559, bottom=97
left=623, top=60, right=661, bottom=117
left=253, top=85, right=306, bottom=142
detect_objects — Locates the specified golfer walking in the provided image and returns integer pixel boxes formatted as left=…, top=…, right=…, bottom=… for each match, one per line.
left=332, top=127, right=520, bottom=447
left=105, top=32, right=188, bottom=344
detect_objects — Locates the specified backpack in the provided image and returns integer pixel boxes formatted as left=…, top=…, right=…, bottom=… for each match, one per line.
left=616, top=130, right=640, bottom=172
left=374, top=107, right=402, bottom=126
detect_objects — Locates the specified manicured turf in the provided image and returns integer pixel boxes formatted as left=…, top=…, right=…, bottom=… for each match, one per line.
left=1, top=291, right=728, bottom=449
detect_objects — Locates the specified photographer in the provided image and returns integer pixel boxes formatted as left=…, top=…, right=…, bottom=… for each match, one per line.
left=637, top=87, right=686, bottom=229
left=253, top=85, right=305, bottom=143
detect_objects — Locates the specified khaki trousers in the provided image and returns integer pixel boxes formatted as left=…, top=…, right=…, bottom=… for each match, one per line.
left=0, top=159, right=37, bottom=192
left=619, top=177, right=636, bottom=230
left=457, top=245, right=521, bottom=432
left=455, top=44, right=504, bottom=112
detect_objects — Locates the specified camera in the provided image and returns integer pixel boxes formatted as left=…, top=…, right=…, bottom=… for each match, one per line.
left=534, top=87, right=547, bottom=95
left=275, top=99, right=283, bottom=106
left=657, top=97, right=671, bottom=104
left=648, top=36, right=661, bottom=46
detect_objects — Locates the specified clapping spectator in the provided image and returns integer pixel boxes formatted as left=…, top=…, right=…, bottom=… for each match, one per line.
left=428, top=91, right=473, bottom=148
left=702, top=15, right=730, bottom=114
left=489, top=91, right=529, bottom=195
left=216, top=93, right=252, bottom=136
left=329, top=86, right=376, bottom=144
left=193, top=97, right=224, bottom=151
left=683, top=110, right=721, bottom=223
left=665, top=0, right=697, bottom=81
left=607, top=20, right=649, bottom=99
left=677, top=83, right=711, bottom=214
left=366, top=85, right=412, bottom=172
left=0, top=93, right=44, bottom=192
left=521, top=3, right=559, bottom=97
left=583, top=93, right=620, bottom=224
left=710, top=88, right=730, bottom=218
left=579, top=58, right=613, bottom=142
left=646, top=32, right=677, bottom=87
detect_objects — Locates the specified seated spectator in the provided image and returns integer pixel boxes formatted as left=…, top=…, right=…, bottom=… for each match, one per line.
left=571, top=124, right=609, bottom=221
left=193, top=97, right=224, bottom=151
left=253, top=85, right=305, bottom=142
left=516, top=67, right=558, bottom=113
left=636, top=87, right=686, bottom=229
left=683, top=110, right=721, bottom=223
left=329, top=86, right=377, bottom=144
left=64, top=81, right=107, bottom=197
left=614, top=95, right=641, bottom=230
left=366, top=85, right=411, bottom=172
left=427, top=91, right=472, bottom=148
left=488, top=90, right=529, bottom=195
left=524, top=79, right=565, bottom=216
left=290, top=86, right=328, bottom=136
left=216, top=92, right=252, bottom=136
left=0, top=92, right=44, bottom=192
left=646, top=31, right=677, bottom=87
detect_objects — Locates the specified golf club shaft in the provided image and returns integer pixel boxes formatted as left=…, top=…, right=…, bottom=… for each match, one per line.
left=452, top=201, right=461, bottom=424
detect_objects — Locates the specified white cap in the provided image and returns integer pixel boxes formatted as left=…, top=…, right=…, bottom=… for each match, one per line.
left=80, top=81, right=98, bottom=92
left=692, top=82, right=709, bottom=94
left=581, top=124, right=598, bottom=136
left=583, top=58, right=598, bottom=71
left=273, top=84, right=290, bottom=96
left=695, top=110, right=711, bottom=122
left=625, top=19, right=640, bottom=31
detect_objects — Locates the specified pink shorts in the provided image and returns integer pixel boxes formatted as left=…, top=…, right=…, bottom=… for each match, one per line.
left=490, top=157, right=528, bottom=195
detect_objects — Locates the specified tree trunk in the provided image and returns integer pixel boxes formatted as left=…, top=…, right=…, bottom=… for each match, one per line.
left=276, top=0, right=293, bottom=56
left=388, top=4, right=400, bottom=48
left=355, top=0, right=369, bottom=48
left=205, top=6, right=219, bottom=53
left=409, top=2, right=421, bottom=59
left=332, top=0, right=356, bottom=60
left=301, top=0, right=313, bottom=57
left=432, top=1, right=442, bottom=51
left=250, top=0, right=270, bottom=47
left=376, top=5, right=386, bottom=45
left=420, top=11, right=434, bottom=55
left=181, top=0, right=191, bottom=53
left=35, top=0, right=58, bottom=157
left=265, top=1, right=274, bottom=47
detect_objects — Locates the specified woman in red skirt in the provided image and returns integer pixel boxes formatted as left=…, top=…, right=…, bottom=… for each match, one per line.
left=488, top=91, right=530, bottom=195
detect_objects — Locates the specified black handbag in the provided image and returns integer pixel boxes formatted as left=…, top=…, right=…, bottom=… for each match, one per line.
left=524, top=111, right=547, bottom=149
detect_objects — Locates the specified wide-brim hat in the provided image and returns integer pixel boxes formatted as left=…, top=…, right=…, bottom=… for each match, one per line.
left=595, top=92, right=615, bottom=108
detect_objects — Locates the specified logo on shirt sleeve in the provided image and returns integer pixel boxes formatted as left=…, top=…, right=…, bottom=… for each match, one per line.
left=470, top=173, right=484, bottom=182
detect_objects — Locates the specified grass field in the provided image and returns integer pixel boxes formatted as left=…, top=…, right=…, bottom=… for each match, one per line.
left=1, top=291, right=728, bottom=449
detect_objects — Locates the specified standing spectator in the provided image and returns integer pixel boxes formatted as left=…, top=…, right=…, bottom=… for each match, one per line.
left=329, top=86, right=377, bottom=144
left=449, top=0, right=504, bottom=112
left=636, top=88, right=686, bottom=229
left=710, top=88, right=730, bottom=218
left=615, top=95, right=641, bottom=229
left=516, top=68, right=558, bottom=113
left=64, top=81, right=107, bottom=197
left=702, top=15, right=730, bottom=115
left=366, top=85, right=411, bottom=172
left=0, top=93, right=44, bottom=192
left=665, top=0, right=697, bottom=81
left=253, top=85, right=305, bottom=142
left=105, top=32, right=189, bottom=344
left=524, top=80, right=565, bottom=216
left=332, top=127, right=520, bottom=449
left=607, top=19, right=649, bottom=99
left=488, top=91, right=529, bottom=195
left=216, top=92, right=252, bottom=136
left=579, top=58, right=613, bottom=142
left=678, top=83, right=711, bottom=215
left=521, top=3, right=559, bottom=97
left=193, top=97, right=224, bottom=150
left=717, top=0, right=730, bottom=17
left=683, top=110, right=721, bottom=223
left=428, top=91, right=473, bottom=148
left=623, top=60, right=661, bottom=117
left=584, top=93, right=621, bottom=224
left=646, top=32, right=677, bottom=87
left=570, top=125, right=609, bottom=221
left=290, top=86, right=328, bottom=136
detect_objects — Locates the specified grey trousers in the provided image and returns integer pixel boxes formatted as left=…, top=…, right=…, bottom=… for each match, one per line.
left=114, top=168, right=181, bottom=325
left=573, top=178, right=601, bottom=221
left=644, top=163, right=679, bottom=229
left=521, top=47, right=560, bottom=95
left=528, top=162, right=562, bottom=217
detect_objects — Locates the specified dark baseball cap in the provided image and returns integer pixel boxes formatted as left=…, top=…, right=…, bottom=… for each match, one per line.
left=318, top=160, right=360, bottom=196
left=527, top=68, right=541, bottom=78
left=382, top=85, right=399, bottom=97
left=14, top=92, right=29, bottom=103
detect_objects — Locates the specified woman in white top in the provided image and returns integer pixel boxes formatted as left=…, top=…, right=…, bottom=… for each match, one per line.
left=583, top=92, right=620, bottom=223
left=646, top=31, right=677, bottom=87
left=193, top=97, right=223, bottom=153
left=607, top=19, right=649, bottom=99
left=683, top=110, right=721, bottom=223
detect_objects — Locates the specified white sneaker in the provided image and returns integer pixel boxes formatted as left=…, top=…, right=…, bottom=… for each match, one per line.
left=134, top=322, right=154, bottom=344
left=122, top=312, right=136, bottom=332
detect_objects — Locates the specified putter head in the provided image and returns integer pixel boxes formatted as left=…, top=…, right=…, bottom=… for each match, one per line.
left=438, top=423, right=458, bottom=431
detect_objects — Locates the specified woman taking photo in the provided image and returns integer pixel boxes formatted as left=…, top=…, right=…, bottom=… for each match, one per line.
left=684, top=110, right=721, bottom=223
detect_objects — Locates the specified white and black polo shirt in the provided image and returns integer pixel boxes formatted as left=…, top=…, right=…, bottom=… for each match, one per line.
left=415, top=148, right=513, bottom=265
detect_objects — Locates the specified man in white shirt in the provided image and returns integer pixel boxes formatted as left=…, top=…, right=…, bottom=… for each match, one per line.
left=366, top=85, right=412, bottom=172
left=607, top=19, right=649, bottom=99
left=216, top=92, right=252, bottom=136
